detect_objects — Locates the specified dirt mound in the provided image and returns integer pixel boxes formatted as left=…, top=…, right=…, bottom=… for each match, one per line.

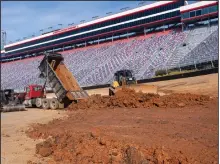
left=34, top=132, right=188, bottom=164
left=26, top=97, right=218, bottom=164
left=68, top=88, right=210, bottom=110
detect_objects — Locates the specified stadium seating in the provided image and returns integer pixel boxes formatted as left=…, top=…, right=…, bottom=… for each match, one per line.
left=165, top=25, right=218, bottom=68
left=179, top=28, right=218, bottom=67
left=1, top=24, right=218, bottom=90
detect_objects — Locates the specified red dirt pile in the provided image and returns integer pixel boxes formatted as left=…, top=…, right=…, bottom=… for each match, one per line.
left=68, top=88, right=210, bottom=110
left=33, top=132, right=188, bottom=164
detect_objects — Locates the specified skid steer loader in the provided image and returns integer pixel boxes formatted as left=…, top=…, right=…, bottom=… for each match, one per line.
left=0, top=89, right=26, bottom=112
left=109, top=70, right=158, bottom=96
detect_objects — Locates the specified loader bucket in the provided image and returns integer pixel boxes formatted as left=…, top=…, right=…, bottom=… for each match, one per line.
left=126, top=84, right=158, bottom=94
left=111, top=84, right=158, bottom=95
left=1, top=104, right=26, bottom=112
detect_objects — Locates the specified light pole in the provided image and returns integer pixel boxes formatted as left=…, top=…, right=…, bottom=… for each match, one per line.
left=58, top=24, right=62, bottom=30
left=40, top=29, right=43, bottom=34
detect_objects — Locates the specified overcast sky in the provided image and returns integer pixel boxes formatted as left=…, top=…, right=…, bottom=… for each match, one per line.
left=2, top=1, right=195, bottom=43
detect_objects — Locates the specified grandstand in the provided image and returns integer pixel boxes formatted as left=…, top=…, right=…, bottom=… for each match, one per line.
left=1, top=0, right=219, bottom=90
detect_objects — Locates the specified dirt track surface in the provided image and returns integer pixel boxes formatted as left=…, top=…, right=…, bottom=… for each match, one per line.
left=153, top=73, right=218, bottom=97
left=86, top=73, right=218, bottom=97
left=1, top=109, right=66, bottom=164
left=26, top=92, right=218, bottom=163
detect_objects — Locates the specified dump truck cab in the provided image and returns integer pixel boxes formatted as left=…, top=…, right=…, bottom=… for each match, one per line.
left=24, top=85, right=45, bottom=100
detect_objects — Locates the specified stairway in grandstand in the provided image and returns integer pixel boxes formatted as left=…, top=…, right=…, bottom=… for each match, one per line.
left=1, top=24, right=219, bottom=90
left=165, top=25, right=218, bottom=69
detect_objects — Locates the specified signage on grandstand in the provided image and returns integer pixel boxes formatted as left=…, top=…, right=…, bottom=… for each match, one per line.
left=53, top=26, right=78, bottom=34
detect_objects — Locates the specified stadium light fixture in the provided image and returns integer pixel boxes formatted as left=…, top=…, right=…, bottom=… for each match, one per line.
left=58, top=24, right=62, bottom=26
left=120, top=7, right=129, bottom=11
left=92, top=16, right=99, bottom=19
left=106, top=12, right=112, bottom=15
left=48, top=27, right=53, bottom=29
left=138, top=1, right=146, bottom=6
left=80, top=20, right=85, bottom=23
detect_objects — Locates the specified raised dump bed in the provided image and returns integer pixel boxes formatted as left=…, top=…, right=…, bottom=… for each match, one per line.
left=38, top=53, right=88, bottom=108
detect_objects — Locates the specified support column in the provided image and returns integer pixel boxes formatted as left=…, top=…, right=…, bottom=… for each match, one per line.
left=166, top=67, right=168, bottom=75
left=179, top=63, right=181, bottom=72
left=208, top=16, right=210, bottom=28
left=194, top=61, right=197, bottom=70
left=181, top=22, right=184, bottom=32
left=211, top=60, right=214, bottom=68
left=112, top=35, right=114, bottom=42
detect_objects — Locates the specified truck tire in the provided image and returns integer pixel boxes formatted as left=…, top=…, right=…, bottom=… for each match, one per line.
left=50, top=99, right=59, bottom=110
left=42, top=99, right=50, bottom=109
left=36, top=98, right=42, bottom=108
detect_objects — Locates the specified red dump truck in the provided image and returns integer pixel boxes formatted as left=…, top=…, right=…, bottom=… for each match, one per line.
left=1, top=52, right=89, bottom=111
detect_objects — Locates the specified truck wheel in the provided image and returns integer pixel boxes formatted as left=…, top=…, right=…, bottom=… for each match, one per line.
left=36, top=98, right=42, bottom=108
left=50, top=99, right=59, bottom=110
left=42, top=99, right=50, bottom=109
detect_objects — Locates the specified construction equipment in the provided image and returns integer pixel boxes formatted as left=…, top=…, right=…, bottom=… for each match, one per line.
left=1, top=52, right=88, bottom=111
left=0, top=89, right=26, bottom=112
left=22, top=84, right=46, bottom=108
left=34, top=52, right=89, bottom=109
left=109, top=70, right=158, bottom=96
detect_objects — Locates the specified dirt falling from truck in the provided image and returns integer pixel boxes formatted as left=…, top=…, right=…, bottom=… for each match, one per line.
left=68, top=88, right=210, bottom=110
